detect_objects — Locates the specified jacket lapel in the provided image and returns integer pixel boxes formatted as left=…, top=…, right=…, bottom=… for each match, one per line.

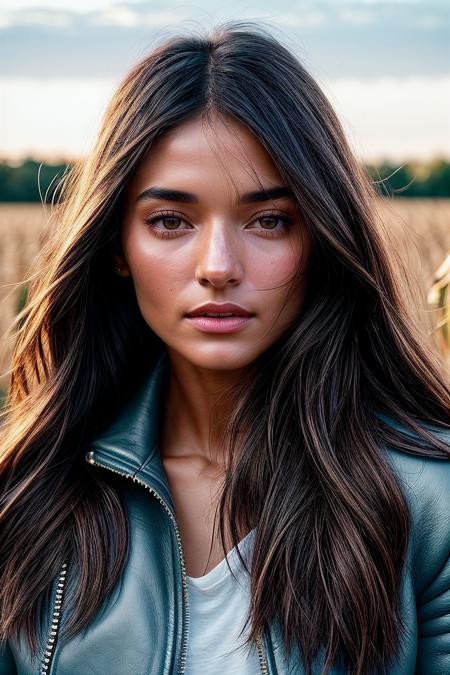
left=85, top=348, right=176, bottom=514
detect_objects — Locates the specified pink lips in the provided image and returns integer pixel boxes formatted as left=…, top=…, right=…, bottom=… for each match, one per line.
left=185, top=302, right=253, bottom=318
left=184, top=301, right=255, bottom=332
left=185, top=315, right=254, bottom=333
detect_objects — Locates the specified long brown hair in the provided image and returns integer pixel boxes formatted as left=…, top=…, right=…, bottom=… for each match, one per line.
left=1, top=20, right=449, bottom=675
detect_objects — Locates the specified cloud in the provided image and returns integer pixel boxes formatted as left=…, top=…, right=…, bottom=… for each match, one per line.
left=2, top=75, right=449, bottom=162
left=90, top=6, right=192, bottom=28
left=273, top=10, right=326, bottom=28
left=1, top=1, right=447, bottom=31
left=0, top=0, right=125, bottom=11
left=0, top=77, right=117, bottom=161
left=0, top=1, right=448, bottom=80
left=336, top=8, right=376, bottom=25
left=319, top=75, right=450, bottom=161
left=0, top=3, right=191, bottom=29
left=0, top=10, right=72, bottom=29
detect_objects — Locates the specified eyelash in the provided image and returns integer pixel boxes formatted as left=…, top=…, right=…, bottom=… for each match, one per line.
left=143, top=209, right=294, bottom=239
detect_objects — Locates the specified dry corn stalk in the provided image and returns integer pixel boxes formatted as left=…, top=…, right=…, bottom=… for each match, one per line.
left=427, top=251, right=450, bottom=359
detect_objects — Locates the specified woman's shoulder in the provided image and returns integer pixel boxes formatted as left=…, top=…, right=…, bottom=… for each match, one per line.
left=376, top=412, right=450, bottom=595
left=376, top=412, right=450, bottom=504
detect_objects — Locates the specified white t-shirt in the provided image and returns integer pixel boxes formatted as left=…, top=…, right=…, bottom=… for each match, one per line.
left=184, top=527, right=261, bottom=674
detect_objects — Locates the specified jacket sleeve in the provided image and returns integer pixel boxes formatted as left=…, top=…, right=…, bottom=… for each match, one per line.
left=416, top=552, right=450, bottom=673
left=379, top=417, right=450, bottom=674
left=0, top=641, right=17, bottom=675
left=413, top=431, right=450, bottom=675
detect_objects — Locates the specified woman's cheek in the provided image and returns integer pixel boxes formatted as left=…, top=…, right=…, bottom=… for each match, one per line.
left=250, top=243, right=302, bottom=288
left=127, top=253, right=167, bottom=317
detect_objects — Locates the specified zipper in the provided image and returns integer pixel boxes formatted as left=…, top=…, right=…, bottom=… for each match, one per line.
left=84, top=449, right=190, bottom=673
left=84, top=449, right=270, bottom=674
left=40, top=560, right=69, bottom=674
left=256, top=632, right=270, bottom=674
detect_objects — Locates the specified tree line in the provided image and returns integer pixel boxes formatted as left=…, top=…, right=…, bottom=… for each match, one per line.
left=0, top=157, right=450, bottom=202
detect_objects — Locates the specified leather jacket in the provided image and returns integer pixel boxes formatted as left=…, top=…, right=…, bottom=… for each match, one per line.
left=1, top=348, right=449, bottom=674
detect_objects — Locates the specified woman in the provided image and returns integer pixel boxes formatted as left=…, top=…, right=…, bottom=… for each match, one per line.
left=1, top=21, right=449, bottom=675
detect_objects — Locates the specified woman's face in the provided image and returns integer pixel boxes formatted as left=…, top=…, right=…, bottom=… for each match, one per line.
left=117, top=114, right=312, bottom=371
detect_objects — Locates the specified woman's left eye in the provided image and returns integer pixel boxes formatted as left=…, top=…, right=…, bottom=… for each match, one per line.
left=251, top=214, right=293, bottom=236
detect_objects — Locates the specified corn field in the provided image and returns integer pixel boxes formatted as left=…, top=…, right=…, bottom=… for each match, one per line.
left=1, top=199, right=449, bottom=399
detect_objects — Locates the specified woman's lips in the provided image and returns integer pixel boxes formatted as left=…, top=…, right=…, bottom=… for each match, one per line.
left=184, top=315, right=254, bottom=333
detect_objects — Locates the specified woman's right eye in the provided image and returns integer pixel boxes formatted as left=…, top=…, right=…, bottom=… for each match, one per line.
left=143, top=211, right=190, bottom=238
left=148, top=215, right=182, bottom=229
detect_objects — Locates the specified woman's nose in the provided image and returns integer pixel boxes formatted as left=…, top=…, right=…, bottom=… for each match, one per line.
left=194, top=221, right=243, bottom=288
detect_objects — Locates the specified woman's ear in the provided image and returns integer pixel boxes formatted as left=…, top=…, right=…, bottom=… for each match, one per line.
left=112, top=253, right=131, bottom=277
left=110, top=228, right=131, bottom=277
left=109, top=197, right=133, bottom=277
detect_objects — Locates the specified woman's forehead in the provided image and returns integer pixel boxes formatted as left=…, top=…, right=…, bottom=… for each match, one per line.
left=126, top=115, right=285, bottom=205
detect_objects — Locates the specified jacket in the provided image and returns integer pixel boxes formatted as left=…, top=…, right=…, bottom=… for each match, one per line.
left=1, top=348, right=450, bottom=674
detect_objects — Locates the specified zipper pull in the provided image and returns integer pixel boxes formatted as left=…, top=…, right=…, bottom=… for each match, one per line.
left=85, top=450, right=95, bottom=464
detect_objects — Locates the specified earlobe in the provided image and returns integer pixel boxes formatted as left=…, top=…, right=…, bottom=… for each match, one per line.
left=112, top=254, right=131, bottom=277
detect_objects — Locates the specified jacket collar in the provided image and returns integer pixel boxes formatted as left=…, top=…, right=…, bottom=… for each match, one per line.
left=85, top=350, right=444, bottom=520
left=85, top=348, right=175, bottom=514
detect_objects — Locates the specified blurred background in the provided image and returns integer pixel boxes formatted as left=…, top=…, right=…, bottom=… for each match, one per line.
left=1, top=0, right=450, bottom=404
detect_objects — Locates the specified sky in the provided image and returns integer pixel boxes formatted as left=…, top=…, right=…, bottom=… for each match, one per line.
left=1, top=0, right=449, bottom=163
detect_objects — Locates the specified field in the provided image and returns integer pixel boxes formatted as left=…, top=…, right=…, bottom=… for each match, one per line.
left=1, top=199, right=450, bottom=396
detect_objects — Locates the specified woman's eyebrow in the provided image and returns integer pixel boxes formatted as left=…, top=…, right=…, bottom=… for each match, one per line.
left=135, top=185, right=294, bottom=204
